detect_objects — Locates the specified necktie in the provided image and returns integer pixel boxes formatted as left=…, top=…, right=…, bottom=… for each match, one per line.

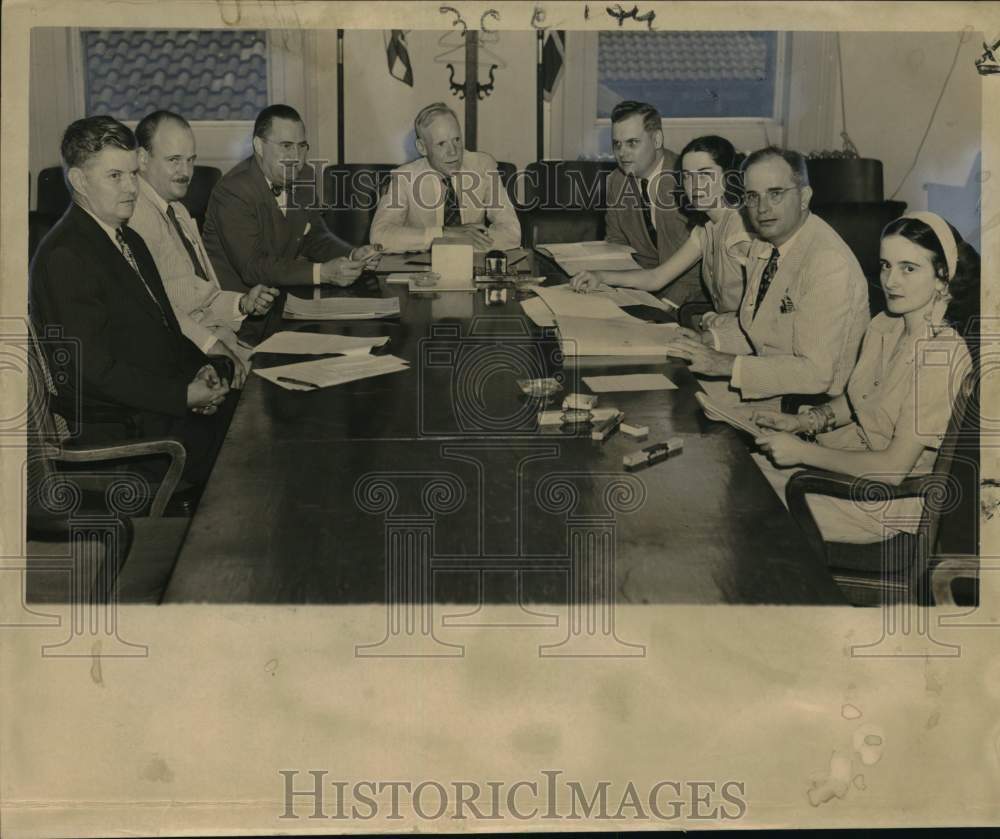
left=442, top=176, right=462, bottom=228
left=752, top=247, right=780, bottom=319
left=115, top=228, right=171, bottom=329
left=166, top=204, right=208, bottom=281
left=639, top=177, right=658, bottom=249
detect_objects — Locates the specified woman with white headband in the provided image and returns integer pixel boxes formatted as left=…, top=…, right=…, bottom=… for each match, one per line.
left=749, top=211, right=979, bottom=543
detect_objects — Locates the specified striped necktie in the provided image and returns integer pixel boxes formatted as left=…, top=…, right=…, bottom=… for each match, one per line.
left=442, top=176, right=462, bottom=228
left=752, top=247, right=780, bottom=319
left=115, top=228, right=171, bottom=329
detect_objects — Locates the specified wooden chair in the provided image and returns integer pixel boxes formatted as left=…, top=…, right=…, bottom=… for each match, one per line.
left=25, top=323, right=191, bottom=604
left=785, top=369, right=978, bottom=606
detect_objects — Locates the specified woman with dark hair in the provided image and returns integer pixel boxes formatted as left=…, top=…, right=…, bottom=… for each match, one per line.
left=570, top=135, right=751, bottom=323
left=750, top=212, right=977, bottom=543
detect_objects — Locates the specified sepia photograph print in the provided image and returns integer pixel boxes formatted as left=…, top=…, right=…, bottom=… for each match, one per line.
left=1, top=0, right=998, bottom=834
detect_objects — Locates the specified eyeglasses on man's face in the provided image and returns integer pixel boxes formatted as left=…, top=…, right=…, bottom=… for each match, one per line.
left=265, top=139, right=310, bottom=155
left=744, top=186, right=798, bottom=208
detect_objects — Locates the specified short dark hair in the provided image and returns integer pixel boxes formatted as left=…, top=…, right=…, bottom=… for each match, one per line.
left=135, top=110, right=190, bottom=152
left=677, top=135, right=745, bottom=225
left=253, top=104, right=303, bottom=139
left=60, top=116, right=136, bottom=170
left=741, top=145, right=810, bottom=189
left=610, top=101, right=662, bottom=134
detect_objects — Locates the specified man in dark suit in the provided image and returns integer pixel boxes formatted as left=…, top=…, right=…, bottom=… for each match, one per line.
left=203, top=104, right=378, bottom=292
left=605, top=100, right=705, bottom=307
left=30, top=116, right=231, bottom=486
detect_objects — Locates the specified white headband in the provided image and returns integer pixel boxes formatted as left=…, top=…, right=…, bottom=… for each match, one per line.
left=901, top=211, right=958, bottom=281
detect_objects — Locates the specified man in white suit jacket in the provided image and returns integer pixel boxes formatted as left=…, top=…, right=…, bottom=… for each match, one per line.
left=370, top=102, right=521, bottom=253
left=667, top=147, right=869, bottom=408
left=129, top=111, right=278, bottom=386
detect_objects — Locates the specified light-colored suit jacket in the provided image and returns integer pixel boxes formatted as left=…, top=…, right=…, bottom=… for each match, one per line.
left=370, top=151, right=521, bottom=253
left=712, top=213, right=870, bottom=401
left=129, top=177, right=244, bottom=353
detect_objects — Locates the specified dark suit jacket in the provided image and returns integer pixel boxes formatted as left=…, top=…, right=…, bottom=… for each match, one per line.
left=605, top=151, right=705, bottom=306
left=203, top=156, right=352, bottom=291
left=29, top=204, right=206, bottom=430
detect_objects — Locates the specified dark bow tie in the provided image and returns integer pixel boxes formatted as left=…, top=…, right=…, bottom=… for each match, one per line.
left=270, top=183, right=283, bottom=197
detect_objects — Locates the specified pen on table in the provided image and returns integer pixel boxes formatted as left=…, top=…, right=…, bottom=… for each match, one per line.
left=507, top=253, right=528, bottom=271
left=276, top=376, right=320, bottom=389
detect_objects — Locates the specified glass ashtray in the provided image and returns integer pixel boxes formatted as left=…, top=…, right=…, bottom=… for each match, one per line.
left=412, top=272, right=440, bottom=288
left=517, top=377, right=563, bottom=398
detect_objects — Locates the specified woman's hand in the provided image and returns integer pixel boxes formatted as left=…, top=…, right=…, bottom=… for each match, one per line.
left=755, top=431, right=810, bottom=467
left=569, top=270, right=611, bottom=293
left=752, top=410, right=805, bottom=433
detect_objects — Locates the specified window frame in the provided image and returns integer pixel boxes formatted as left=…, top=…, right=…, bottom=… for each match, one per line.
left=549, top=31, right=793, bottom=159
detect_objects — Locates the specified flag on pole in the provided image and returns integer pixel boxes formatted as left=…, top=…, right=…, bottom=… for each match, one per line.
left=385, top=30, right=414, bottom=86
left=542, top=31, right=565, bottom=101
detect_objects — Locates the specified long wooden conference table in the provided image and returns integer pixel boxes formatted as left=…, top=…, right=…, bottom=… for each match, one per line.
left=162, top=256, right=846, bottom=607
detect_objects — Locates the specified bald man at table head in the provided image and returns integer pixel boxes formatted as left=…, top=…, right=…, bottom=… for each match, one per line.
left=203, top=104, right=378, bottom=291
left=370, top=102, right=521, bottom=253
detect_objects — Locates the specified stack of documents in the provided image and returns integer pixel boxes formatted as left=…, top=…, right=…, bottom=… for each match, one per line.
left=254, top=354, right=410, bottom=391
left=557, top=316, right=678, bottom=357
left=250, top=332, right=390, bottom=356
left=535, top=240, right=640, bottom=273
left=520, top=285, right=677, bottom=357
left=695, top=392, right=761, bottom=436
left=284, top=294, right=400, bottom=321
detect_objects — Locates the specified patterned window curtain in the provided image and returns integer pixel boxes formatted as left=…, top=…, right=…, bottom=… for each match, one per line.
left=82, top=30, right=268, bottom=121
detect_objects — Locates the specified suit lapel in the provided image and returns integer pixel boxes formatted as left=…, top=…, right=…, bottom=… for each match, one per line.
left=71, top=206, right=170, bottom=328
left=742, top=216, right=816, bottom=344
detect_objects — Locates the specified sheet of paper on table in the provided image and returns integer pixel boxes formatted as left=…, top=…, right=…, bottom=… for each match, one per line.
left=535, top=240, right=641, bottom=273
left=254, top=353, right=410, bottom=390
left=557, top=315, right=678, bottom=357
left=695, top=392, right=761, bottom=436
left=520, top=296, right=556, bottom=327
left=583, top=373, right=678, bottom=392
left=283, top=294, right=400, bottom=320
left=532, top=284, right=634, bottom=321
left=250, top=331, right=390, bottom=356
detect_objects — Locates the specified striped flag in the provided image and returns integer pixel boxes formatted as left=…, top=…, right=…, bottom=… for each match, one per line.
left=542, top=31, right=565, bottom=101
left=385, top=30, right=413, bottom=86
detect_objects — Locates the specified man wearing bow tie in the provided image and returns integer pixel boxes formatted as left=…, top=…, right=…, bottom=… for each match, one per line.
left=203, top=104, right=378, bottom=292
left=605, top=100, right=703, bottom=306
left=29, top=116, right=231, bottom=486
left=129, top=110, right=275, bottom=388
left=370, top=102, right=521, bottom=253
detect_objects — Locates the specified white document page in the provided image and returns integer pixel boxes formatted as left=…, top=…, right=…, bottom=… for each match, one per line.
left=583, top=373, right=678, bottom=392
left=250, top=332, right=390, bottom=356
left=283, top=294, right=401, bottom=321
left=254, top=354, right=410, bottom=390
